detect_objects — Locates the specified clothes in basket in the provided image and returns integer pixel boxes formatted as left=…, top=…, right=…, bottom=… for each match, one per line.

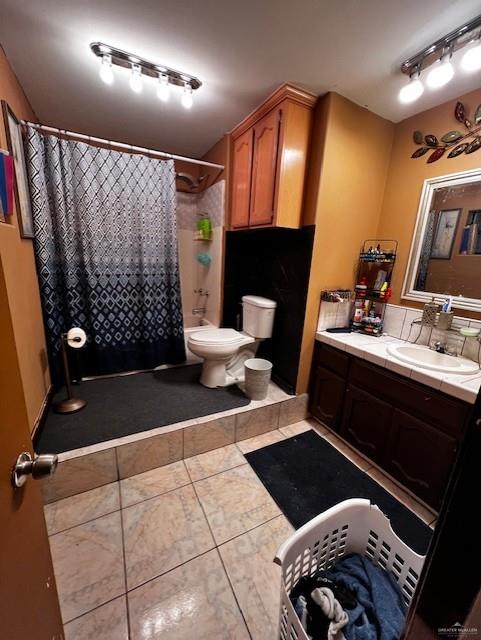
left=290, top=552, right=407, bottom=640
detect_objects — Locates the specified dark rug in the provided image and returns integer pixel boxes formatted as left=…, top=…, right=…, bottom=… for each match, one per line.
left=36, top=364, right=250, bottom=454
left=245, top=429, right=432, bottom=555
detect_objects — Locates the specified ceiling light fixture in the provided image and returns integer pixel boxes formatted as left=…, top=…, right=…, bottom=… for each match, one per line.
left=90, top=42, right=201, bottom=107
left=99, top=54, right=114, bottom=85
left=461, top=38, right=481, bottom=72
left=157, top=73, right=170, bottom=102
left=181, top=82, right=193, bottom=109
left=129, top=63, right=143, bottom=93
left=399, top=14, right=481, bottom=104
left=426, top=49, right=454, bottom=89
left=398, top=67, right=424, bottom=104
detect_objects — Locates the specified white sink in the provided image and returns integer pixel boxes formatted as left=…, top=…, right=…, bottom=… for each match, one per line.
left=387, top=343, right=480, bottom=375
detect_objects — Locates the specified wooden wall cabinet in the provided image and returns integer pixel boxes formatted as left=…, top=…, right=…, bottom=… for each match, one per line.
left=229, top=84, right=316, bottom=230
left=309, top=341, right=470, bottom=510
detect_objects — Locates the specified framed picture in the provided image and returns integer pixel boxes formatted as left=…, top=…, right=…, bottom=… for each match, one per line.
left=1, top=100, right=34, bottom=239
left=430, top=208, right=460, bottom=260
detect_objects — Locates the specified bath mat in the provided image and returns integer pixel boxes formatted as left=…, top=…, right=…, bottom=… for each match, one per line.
left=36, top=364, right=250, bottom=454
left=245, top=429, right=432, bottom=555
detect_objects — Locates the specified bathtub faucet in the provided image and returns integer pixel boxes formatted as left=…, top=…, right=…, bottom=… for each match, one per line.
left=192, top=307, right=207, bottom=315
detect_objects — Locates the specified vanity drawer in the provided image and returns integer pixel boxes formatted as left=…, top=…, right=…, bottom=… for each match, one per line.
left=349, top=359, right=469, bottom=438
left=315, top=342, right=350, bottom=378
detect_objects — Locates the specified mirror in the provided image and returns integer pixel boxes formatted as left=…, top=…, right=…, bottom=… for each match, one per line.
left=403, top=168, right=481, bottom=312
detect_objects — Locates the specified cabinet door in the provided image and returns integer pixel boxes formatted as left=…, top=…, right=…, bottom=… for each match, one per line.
left=231, top=129, right=253, bottom=228
left=249, top=108, right=281, bottom=226
left=386, top=409, right=458, bottom=509
left=309, top=365, right=345, bottom=431
left=341, top=385, right=391, bottom=462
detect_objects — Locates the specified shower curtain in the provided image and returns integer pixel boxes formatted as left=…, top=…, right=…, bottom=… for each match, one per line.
left=25, top=127, right=185, bottom=384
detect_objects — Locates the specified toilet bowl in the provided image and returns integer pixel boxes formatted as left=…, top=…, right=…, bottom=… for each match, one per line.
left=187, top=295, right=276, bottom=388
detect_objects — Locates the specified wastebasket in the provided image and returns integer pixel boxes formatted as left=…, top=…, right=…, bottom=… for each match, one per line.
left=244, top=358, right=272, bottom=400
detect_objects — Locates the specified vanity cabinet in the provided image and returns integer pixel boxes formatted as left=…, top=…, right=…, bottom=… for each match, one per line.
left=229, top=83, right=316, bottom=230
left=309, top=341, right=470, bottom=510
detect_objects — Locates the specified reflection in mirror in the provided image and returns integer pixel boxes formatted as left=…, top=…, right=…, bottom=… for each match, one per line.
left=404, top=170, right=481, bottom=311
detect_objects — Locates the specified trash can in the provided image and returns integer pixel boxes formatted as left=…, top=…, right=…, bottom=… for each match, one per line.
left=244, top=358, right=272, bottom=400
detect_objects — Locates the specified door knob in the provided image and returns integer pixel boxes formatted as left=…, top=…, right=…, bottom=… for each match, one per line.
left=12, top=452, right=58, bottom=488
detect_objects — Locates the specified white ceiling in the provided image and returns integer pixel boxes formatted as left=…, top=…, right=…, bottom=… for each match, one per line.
left=1, top=0, right=481, bottom=157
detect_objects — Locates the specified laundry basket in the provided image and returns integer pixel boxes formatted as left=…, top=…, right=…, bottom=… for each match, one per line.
left=274, top=498, right=425, bottom=640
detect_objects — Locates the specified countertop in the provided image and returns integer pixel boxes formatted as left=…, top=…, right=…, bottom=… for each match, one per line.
left=315, top=330, right=481, bottom=404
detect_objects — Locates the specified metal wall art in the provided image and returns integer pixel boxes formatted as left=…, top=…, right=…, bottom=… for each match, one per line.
left=411, top=101, right=481, bottom=163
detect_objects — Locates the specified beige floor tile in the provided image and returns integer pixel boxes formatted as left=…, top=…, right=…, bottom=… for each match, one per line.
left=235, top=403, right=280, bottom=441
left=184, top=415, right=236, bottom=457
left=123, top=484, right=215, bottom=590
left=116, top=429, right=183, bottom=479
left=185, top=444, right=246, bottom=482
left=219, top=515, right=294, bottom=640
left=278, top=394, right=309, bottom=428
left=44, top=483, right=120, bottom=536
left=41, top=448, right=118, bottom=504
left=322, top=433, right=372, bottom=471
left=194, top=464, right=281, bottom=545
left=49, top=512, right=125, bottom=623
left=430, top=519, right=437, bottom=530
left=63, top=596, right=129, bottom=640
left=236, top=429, right=286, bottom=454
left=119, top=460, right=190, bottom=508
left=366, top=467, right=436, bottom=525
left=279, top=419, right=314, bottom=438
left=128, top=550, right=249, bottom=640
left=310, top=420, right=329, bottom=436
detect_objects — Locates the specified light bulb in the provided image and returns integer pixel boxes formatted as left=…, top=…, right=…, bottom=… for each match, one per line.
left=461, top=42, right=481, bottom=72
left=99, top=54, right=114, bottom=85
left=426, top=55, right=454, bottom=89
left=181, top=82, right=193, bottom=109
left=157, top=73, right=170, bottom=102
left=129, top=64, right=143, bottom=94
left=398, top=71, right=424, bottom=104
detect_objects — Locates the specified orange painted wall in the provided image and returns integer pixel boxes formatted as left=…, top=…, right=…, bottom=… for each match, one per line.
left=0, top=47, right=50, bottom=433
left=297, top=93, right=394, bottom=393
left=377, top=85, right=481, bottom=320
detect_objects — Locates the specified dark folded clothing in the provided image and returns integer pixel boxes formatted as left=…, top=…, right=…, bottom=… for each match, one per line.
left=290, top=553, right=407, bottom=640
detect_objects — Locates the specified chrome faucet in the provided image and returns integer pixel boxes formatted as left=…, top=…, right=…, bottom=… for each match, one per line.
left=192, top=307, right=207, bottom=315
left=431, top=341, right=446, bottom=354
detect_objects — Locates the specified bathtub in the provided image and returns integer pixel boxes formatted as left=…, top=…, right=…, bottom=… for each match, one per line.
left=184, top=317, right=215, bottom=363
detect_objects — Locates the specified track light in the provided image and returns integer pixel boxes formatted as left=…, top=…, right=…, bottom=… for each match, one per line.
left=461, top=40, right=481, bottom=72
left=181, top=82, right=193, bottom=109
left=129, top=64, right=143, bottom=94
left=99, top=54, right=114, bottom=85
left=398, top=69, right=424, bottom=104
left=157, top=73, right=170, bottom=102
left=426, top=51, right=454, bottom=89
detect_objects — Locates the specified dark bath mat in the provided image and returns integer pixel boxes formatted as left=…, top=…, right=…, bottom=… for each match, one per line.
left=245, top=429, right=432, bottom=555
left=36, top=364, right=249, bottom=454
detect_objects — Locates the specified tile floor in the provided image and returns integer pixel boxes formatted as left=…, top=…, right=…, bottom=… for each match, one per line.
left=46, top=419, right=436, bottom=640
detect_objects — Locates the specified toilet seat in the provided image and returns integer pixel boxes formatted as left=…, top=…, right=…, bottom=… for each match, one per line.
left=189, top=328, right=252, bottom=347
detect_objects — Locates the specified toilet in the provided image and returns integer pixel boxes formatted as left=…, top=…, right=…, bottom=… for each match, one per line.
left=188, top=295, right=277, bottom=388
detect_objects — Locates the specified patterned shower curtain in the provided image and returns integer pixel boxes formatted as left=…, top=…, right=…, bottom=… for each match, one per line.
left=25, top=127, right=185, bottom=384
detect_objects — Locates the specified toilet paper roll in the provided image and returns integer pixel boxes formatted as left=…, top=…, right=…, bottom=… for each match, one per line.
left=66, top=327, right=87, bottom=349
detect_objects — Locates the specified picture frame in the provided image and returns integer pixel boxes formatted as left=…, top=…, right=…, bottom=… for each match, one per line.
left=1, top=100, right=34, bottom=239
left=430, top=208, right=460, bottom=260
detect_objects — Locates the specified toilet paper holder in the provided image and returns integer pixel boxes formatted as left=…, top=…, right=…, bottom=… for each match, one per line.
left=54, top=327, right=88, bottom=414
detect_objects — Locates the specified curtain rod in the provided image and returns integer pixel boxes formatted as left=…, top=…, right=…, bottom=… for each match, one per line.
left=21, top=121, right=225, bottom=171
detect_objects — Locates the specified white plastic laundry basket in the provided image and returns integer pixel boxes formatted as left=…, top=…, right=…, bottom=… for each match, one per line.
left=274, top=498, right=425, bottom=640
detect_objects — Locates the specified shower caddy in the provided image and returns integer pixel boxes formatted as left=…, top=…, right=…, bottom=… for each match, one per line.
left=274, top=498, right=424, bottom=640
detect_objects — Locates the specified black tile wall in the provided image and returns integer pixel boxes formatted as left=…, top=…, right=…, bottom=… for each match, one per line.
left=223, top=226, right=314, bottom=394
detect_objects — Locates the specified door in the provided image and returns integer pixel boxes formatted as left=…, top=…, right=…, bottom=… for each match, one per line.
left=309, top=365, right=345, bottom=431
left=0, top=258, right=64, bottom=639
left=230, top=128, right=253, bottom=228
left=249, top=108, right=281, bottom=226
left=385, top=409, right=458, bottom=509
left=341, top=384, right=392, bottom=462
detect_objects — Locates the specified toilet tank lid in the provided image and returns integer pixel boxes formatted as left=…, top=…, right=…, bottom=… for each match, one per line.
left=242, top=295, right=277, bottom=309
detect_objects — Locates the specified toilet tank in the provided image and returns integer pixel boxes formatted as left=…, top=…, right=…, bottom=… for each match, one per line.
left=242, top=295, right=277, bottom=338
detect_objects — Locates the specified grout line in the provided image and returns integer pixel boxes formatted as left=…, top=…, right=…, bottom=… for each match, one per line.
left=43, top=479, right=118, bottom=507
left=215, top=512, right=284, bottom=548
left=47, top=504, right=121, bottom=538
left=118, top=482, right=132, bottom=640
left=62, top=593, right=128, bottom=629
